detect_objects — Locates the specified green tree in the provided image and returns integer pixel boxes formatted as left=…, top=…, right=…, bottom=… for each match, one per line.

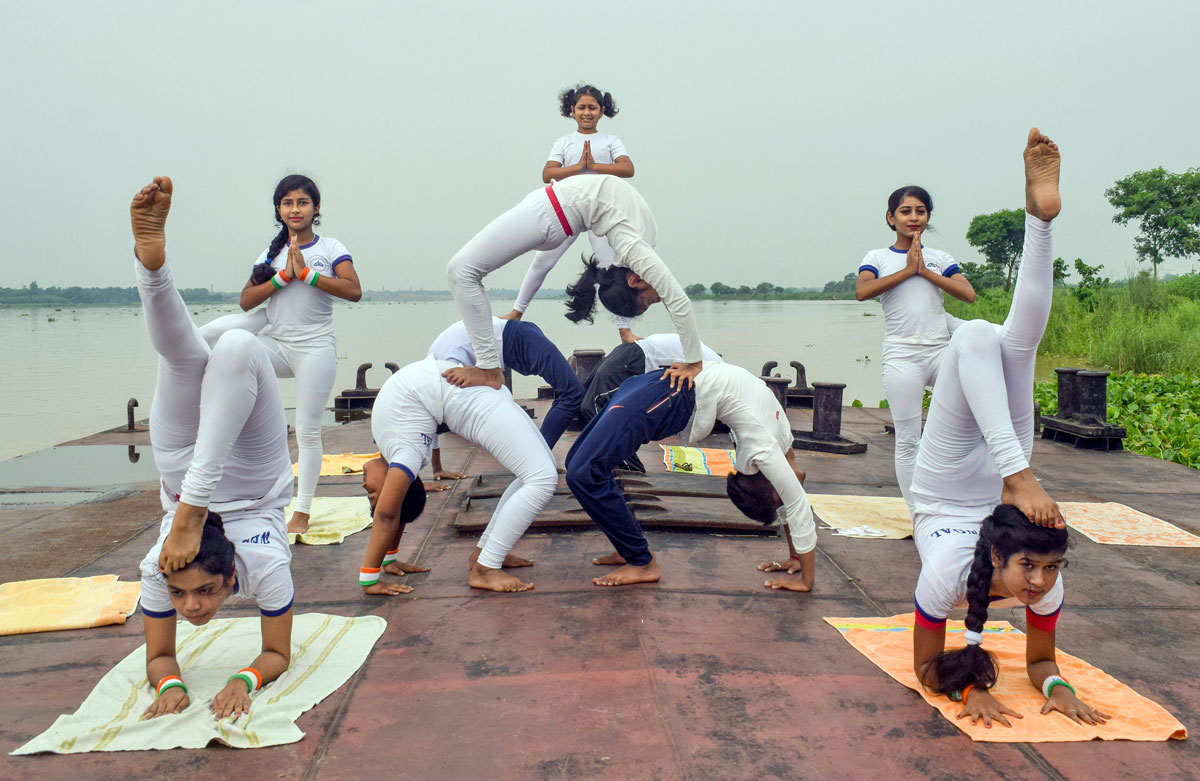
left=684, top=283, right=706, bottom=297
left=737, top=285, right=753, bottom=296
left=1053, top=257, right=1069, bottom=286
left=958, top=260, right=1005, bottom=290
left=965, top=208, right=1026, bottom=292
left=710, top=281, right=734, bottom=297
left=823, top=272, right=856, bottom=295
left=1105, top=167, right=1200, bottom=282
left=1072, top=258, right=1109, bottom=311
left=754, top=281, right=777, bottom=296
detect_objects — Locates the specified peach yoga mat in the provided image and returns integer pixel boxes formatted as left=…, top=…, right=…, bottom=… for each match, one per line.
left=824, top=613, right=1187, bottom=742
left=0, top=575, right=141, bottom=636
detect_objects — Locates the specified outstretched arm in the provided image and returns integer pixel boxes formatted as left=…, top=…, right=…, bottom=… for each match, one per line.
left=141, top=616, right=188, bottom=720
left=362, top=467, right=417, bottom=596
left=1026, top=623, right=1110, bottom=725
left=211, top=610, right=293, bottom=720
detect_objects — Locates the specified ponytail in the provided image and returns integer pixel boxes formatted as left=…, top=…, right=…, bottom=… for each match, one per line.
left=564, top=255, right=643, bottom=323
left=925, top=505, right=1069, bottom=696
left=266, top=225, right=289, bottom=262
left=184, top=511, right=236, bottom=580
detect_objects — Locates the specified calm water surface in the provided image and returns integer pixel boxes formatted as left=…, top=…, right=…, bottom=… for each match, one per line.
left=1, top=298, right=1041, bottom=461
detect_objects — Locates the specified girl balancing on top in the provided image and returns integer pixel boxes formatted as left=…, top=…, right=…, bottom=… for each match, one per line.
left=910, top=129, right=1109, bottom=729
left=504, top=84, right=638, bottom=340
left=444, top=92, right=703, bottom=393
left=199, top=175, right=362, bottom=535
left=129, top=178, right=294, bottom=721
left=856, top=186, right=975, bottom=516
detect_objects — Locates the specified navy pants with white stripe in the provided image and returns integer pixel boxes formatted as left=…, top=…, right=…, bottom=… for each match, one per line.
left=565, top=372, right=695, bottom=566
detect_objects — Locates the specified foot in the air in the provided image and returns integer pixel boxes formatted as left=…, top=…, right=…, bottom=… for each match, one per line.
left=1001, top=468, right=1064, bottom=528
left=592, top=557, right=660, bottom=587
left=1024, top=128, right=1061, bottom=222
left=385, top=560, right=430, bottom=575
left=287, top=511, right=310, bottom=535
left=469, top=563, right=534, bottom=592
left=592, top=552, right=626, bottom=566
left=442, top=365, right=504, bottom=389
left=131, top=177, right=173, bottom=270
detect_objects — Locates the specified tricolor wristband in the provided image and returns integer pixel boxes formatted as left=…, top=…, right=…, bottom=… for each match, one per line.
left=271, top=270, right=291, bottom=289
left=360, top=566, right=381, bottom=587
left=1042, top=675, right=1075, bottom=699
left=156, top=675, right=187, bottom=698
left=229, top=667, right=262, bottom=693
left=382, top=548, right=399, bottom=566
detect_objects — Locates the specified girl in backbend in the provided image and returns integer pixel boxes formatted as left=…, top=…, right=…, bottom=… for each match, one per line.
left=504, top=84, right=637, bottom=341
left=855, top=185, right=975, bottom=516
left=199, top=175, right=362, bottom=535
left=911, top=129, right=1108, bottom=729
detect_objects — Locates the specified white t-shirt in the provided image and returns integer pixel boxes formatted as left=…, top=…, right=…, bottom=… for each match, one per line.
left=258, top=235, right=352, bottom=344
left=548, top=131, right=629, bottom=174
left=683, top=362, right=816, bottom=554
left=553, top=176, right=703, bottom=366
left=913, top=516, right=1063, bottom=625
left=140, top=510, right=294, bottom=618
left=637, top=334, right=723, bottom=371
left=427, top=318, right=508, bottom=370
left=859, top=246, right=960, bottom=345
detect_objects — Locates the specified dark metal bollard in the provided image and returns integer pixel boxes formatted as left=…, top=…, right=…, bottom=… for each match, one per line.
left=127, top=444, right=140, bottom=463
left=789, top=361, right=809, bottom=390
left=1077, top=370, right=1111, bottom=423
left=571, top=349, right=605, bottom=385
left=1054, top=368, right=1082, bottom=419
left=761, top=361, right=779, bottom=377
left=811, top=382, right=846, bottom=441
left=354, top=363, right=372, bottom=390
left=127, top=398, right=138, bottom=431
left=538, top=385, right=556, bottom=400
left=385, top=362, right=400, bottom=374
left=760, top=376, right=790, bottom=409
left=503, top=367, right=513, bottom=392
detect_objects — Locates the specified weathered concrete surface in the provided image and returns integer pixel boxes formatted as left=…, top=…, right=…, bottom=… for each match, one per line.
left=0, top=404, right=1196, bottom=779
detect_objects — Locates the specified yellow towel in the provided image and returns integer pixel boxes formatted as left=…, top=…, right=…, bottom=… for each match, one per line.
left=824, top=613, right=1187, bottom=742
left=285, top=496, right=373, bottom=545
left=808, top=494, right=913, bottom=539
left=0, top=576, right=141, bottom=637
left=1060, top=501, right=1200, bottom=547
left=12, top=613, right=386, bottom=754
left=291, top=452, right=381, bottom=477
left=660, top=445, right=736, bottom=477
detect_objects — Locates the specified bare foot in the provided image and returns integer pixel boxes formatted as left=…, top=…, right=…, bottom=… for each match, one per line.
left=469, top=563, right=534, bottom=592
left=1001, top=469, right=1064, bottom=528
left=385, top=560, right=430, bottom=575
left=592, top=552, right=626, bottom=566
left=287, top=511, right=310, bottom=535
left=158, top=501, right=205, bottom=572
left=592, top=558, right=661, bottom=587
left=363, top=581, right=414, bottom=596
left=1023, top=128, right=1061, bottom=222
left=757, top=559, right=804, bottom=575
left=131, top=177, right=173, bottom=270
left=469, top=547, right=533, bottom=568
left=764, top=577, right=812, bottom=592
left=442, top=365, right=504, bottom=389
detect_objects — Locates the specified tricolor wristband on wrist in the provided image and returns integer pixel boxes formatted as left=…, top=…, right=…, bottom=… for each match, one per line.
left=382, top=548, right=399, bottom=566
left=299, top=267, right=320, bottom=286
left=228, top=667, right=262, bottom=693
left=1042, top=675, right=1075, bottom=699
left=360, top=566, right=381, bottom=587
left=271, top=270, right=291, bottom=289
left=156, top=675, right=187, bottom=698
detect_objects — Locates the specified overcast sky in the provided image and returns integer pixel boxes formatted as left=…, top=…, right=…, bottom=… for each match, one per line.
left=4, top=1, right=1198, bottom=294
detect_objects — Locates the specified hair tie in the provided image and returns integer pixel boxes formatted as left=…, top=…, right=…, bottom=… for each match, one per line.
left=964, top=629, right=984, bottom=646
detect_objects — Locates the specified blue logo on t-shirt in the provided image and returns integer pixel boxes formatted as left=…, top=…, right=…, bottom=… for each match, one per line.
left=242, top=531, right=271, bottom=544
left=309, top=257, right=331, bottom=272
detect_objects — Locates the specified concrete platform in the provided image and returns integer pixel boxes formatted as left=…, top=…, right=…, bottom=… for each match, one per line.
left=1, top=400, right=1196, bottom=778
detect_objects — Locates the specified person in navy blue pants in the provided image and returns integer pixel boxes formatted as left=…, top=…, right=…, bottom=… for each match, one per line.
left=501, top=319, right=584, bottom=449
left=565, top=371, right=695, bottom=586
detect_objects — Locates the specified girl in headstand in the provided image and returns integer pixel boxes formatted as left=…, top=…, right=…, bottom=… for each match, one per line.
left=199, top=175, right=362, bottom=535
left=360, top=355, right=559, bottom=593
left=130, top=178, right=295, bottom=721
left=856, top=186, right=975, bottom=515
left=910, top=130, right=1109, bottom=729
left=444, top=175, right=703, bottom=393
left=504, top=83, right=640, bottom=342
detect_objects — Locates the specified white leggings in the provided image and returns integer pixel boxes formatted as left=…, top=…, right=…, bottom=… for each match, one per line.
left=199, top=312, right=337, bottom=514
left=446, top=188, right=569, bottom=369
left=444, top=385, right=558, bottom=568
left=910, top=215, right=1054, bottom=518
left=882, top=341, right=945, bottom=513
left=136, top=262, right=291, bottom=510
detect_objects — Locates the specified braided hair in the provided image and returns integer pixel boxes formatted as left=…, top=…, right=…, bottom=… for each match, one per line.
left=559, top=84, right=619, bottom=118
left=564, top=255, right=643, bottom=323
left=925, top=505, right=1069, bottom=696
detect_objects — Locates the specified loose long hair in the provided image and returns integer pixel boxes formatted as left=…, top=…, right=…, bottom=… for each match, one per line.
left=925, top=505, right=1069, bottom=696
left=267, top=174, right=322, bottom=260
left=564, top=256, right=642, bottom=323
left=559, top=84, right=618, bottom=118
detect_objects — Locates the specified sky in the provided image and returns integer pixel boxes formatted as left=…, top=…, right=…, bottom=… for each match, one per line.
left=3, top=1, right=1199, bottom=295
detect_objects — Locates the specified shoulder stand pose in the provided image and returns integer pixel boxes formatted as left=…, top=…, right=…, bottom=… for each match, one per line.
left=856, top=185, right=975, bottom=516
left=505, top=82, right=638, bottom=344
left=199, top=175, right=362, bottom=535
left=361, top=356, right=558, bottom=593
left=444, top=172, right=703, bottom=393
left=428, top=316, right=584, bottom=460
left=911, top=130, right=1109, bottom=728
left=130, top=177, right=294, bottom=722
left=581, top=333, right=723, bottom=425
